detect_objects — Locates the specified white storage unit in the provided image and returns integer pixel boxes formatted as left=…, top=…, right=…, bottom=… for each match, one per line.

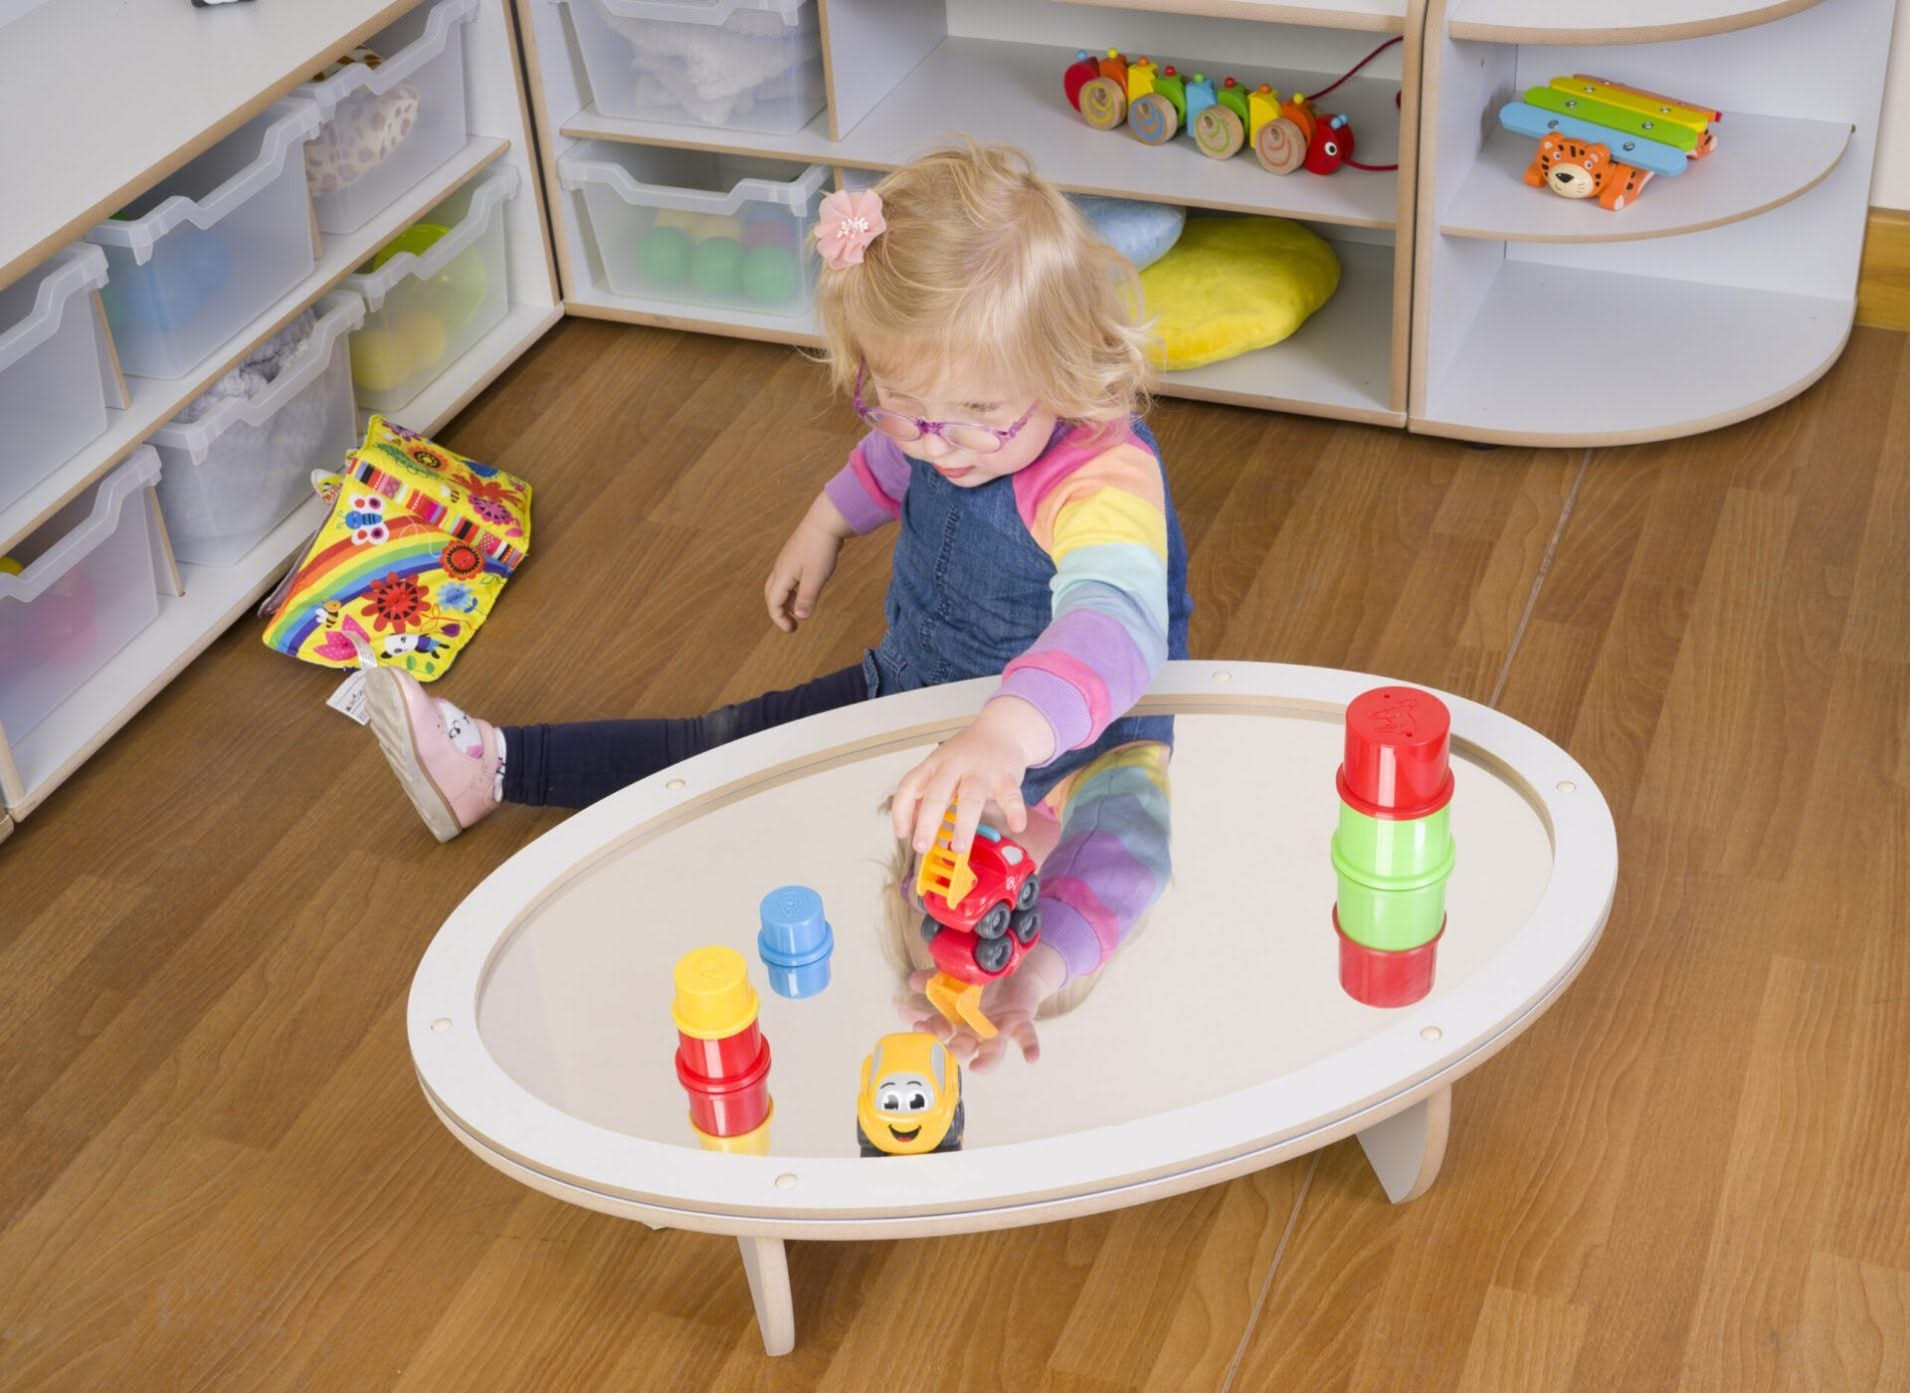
left=342, top=163, right=520, bottom=415
left=558, top=144, right=825, bottom=316
left=547, top=0, right=826, bottom=134
left=0, top=447, right=166, bottom=746
left=0, top=244, right=118, bottom=511
left=521, top=0, right=1424, bottom=401
left=0, top=0, right=564, bottom=830
left=85, top=101, right=323, bottom=380
left=149, top=293, right=365, bottom=567
left=299, top=0, right=480, bottom=235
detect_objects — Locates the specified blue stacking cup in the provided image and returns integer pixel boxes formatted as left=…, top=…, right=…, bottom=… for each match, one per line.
left=757, top=885, right=834, bottom=999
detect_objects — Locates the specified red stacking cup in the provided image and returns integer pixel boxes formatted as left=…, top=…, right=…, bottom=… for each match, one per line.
left=1334, top=905, right=1442, bottom=1008
left=671, top=946, right=773, bottom=1138
left=1338, top=686, right=1454, bottom=820
left=676, top=1038, right=773, bottom=1136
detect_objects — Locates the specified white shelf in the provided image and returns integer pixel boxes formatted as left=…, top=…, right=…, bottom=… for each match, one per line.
left=6, top=494, right=328, bottom=817
left=1447, top=0, right=1831, bottom=44
left=1154, top=240, right=1398, bottom=421
left=564, top=284, right=823, bottom=347
left=1050, top=0, right=1408, bottom=33
left=1414, top=260, right=1850, bottom=445
left=0, top=137, right=508, bottom=557
left=363, top=302, right=564, bottom=434
left=0, top=0, right=415, bottom=286
left=1441, top=111, right=1850, bottom=243
left=564, top=37, right=1403, bottom=228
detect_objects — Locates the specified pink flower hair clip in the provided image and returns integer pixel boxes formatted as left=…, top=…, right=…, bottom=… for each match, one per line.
left=816, top=189, right=886, bottom=270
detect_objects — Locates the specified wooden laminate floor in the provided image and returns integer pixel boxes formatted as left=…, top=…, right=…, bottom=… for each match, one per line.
left=1, top=321, right=1906, bottom=1392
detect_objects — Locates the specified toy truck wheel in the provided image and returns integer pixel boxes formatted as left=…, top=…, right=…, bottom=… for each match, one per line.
left=1128, top=92, right=1180, bottom=145
left=1011, top=907, right=1041, bottom=945
left=975, top=903, right=1012, bottom=940
left=974, top=934, right=1014, bottom=974
left=856, top=1121, right=885, bottom=1158
left=1015, top=874, right=1040, bottom=911
left=920, top=914, right=942, bottom=943
left=1079, top=77, right=1128, bottom=131
left=1194, top=105, right=1245, bottom=159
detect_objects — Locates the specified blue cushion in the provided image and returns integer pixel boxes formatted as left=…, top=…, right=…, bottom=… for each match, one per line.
left=1068, top=195, right=1186, bottom=271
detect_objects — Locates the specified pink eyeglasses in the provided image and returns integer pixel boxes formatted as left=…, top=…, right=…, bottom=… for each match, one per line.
left=853, top=365, right=1040, bottom=455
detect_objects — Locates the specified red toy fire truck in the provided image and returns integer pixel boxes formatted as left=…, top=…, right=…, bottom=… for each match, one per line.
left=915, top=807, right=1042, bottom=1039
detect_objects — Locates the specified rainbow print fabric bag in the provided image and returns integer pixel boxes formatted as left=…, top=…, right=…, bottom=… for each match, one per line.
left=260, top=417, right=530, bottom=680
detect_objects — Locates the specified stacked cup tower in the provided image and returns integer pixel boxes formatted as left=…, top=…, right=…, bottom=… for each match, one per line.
left=1332, top=687, right=1456, bottom=1007
left=671, top=946, right=774, bottom=1155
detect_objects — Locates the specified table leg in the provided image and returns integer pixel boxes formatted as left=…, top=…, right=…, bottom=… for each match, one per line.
left=1357, top=1086, right=1451, bottom=1204
left=737, top=1234, right=795, bottom=1356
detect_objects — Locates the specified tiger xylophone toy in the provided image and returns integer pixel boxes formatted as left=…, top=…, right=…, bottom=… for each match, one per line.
left=1498, top=75, right=1720, bottom=212
left=1062, top=49, right=1362, bottom=176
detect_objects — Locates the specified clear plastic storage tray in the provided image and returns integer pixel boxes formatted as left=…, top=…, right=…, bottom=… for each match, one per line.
left=558, top=145, right=825, bottom=318
left=299, top=0, right=478, bottom=235
left=550, top=0, right=825, bottom=134
left=148, top=293, right=364, bottom=567
left=0, top=244, right=116, bottom=512
left=0, top=446, right=165, bottom=744
left=85, top=101, right=322, bottom=380
left=342, top=165, right=517, bottom=415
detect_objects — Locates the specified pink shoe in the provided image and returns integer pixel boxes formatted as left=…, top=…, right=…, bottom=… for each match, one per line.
left=366, top=667, right=503, bottom=842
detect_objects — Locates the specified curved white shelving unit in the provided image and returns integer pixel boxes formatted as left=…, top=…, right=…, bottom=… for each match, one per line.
left=1440, top=111, right=1851, bottom=244
left=1447, top=0, right=1834, bottom=45
left=1409, top=0, right=1895, bottom=446
left=1413, top=262, right=1850, bottom=446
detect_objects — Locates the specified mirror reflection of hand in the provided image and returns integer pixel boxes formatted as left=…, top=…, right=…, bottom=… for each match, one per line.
left=900, top=964, right=1048, bottom=1072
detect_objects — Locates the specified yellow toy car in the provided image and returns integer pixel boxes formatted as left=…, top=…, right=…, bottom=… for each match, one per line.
left=856, top=1032, right=965, bottom=1157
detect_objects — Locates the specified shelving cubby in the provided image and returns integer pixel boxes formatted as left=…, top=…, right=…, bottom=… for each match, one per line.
left=517, top=0, right=1424, bottom=424
left=0, top=0, right=563, bottom=822
left=1409, top=0, right=1897, bottom=445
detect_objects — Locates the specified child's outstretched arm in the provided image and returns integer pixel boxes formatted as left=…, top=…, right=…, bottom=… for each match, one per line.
left=1037, top=742, right=1173, bottom=984
left=765, top=433, right=912, bottom=633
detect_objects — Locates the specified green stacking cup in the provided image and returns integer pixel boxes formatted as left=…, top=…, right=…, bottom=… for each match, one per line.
left=1331, top=833, right=1454, bottom=952
left=1334, top=801, right=1452, bottom=882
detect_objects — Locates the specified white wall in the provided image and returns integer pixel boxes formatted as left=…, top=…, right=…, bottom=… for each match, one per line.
left=1875, top=0, right=1910, bottom=207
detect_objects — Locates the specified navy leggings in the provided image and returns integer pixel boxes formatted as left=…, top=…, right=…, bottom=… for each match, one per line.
left=500, top=663, right=870, bottom=809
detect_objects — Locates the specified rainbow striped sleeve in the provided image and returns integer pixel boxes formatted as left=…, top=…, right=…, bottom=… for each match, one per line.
left=823, top=431, right=912, bottom=534
left=997, top=423, right=1170, bottom=756
left=1036, top=742, right=1173, bottom=981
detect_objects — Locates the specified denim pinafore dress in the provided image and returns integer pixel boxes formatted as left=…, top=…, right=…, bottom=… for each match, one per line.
left=862, top=419, right=1192, bottom=805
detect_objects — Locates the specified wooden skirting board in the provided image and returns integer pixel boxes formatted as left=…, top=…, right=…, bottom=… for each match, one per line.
left=1858, top=207, right=1910, bottom=333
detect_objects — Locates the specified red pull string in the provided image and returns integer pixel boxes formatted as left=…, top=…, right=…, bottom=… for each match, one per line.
left=1306, top=37, right=1405, bottom=170
left=1305, top=36, right=1403, bottom=102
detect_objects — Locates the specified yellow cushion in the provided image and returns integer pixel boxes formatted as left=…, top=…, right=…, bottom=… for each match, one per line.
left=1138, top=217, right=1340, bottom=371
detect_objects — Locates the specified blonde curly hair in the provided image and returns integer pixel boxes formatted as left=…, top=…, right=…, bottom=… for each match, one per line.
left=816, top=143, right=1153, bottom=428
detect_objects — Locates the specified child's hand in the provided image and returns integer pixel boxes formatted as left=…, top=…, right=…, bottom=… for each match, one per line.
left=893, top=697, right=1055, bottom=854
left=764, top=496, right=851, bottom=633
left=902, top=968, right=1040, bottom=1070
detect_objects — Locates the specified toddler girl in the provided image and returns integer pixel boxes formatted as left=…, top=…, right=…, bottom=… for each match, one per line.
left=368, top=144, right=1189, bottom=1040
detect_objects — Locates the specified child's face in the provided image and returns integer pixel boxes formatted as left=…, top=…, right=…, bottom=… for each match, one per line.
left=868, top=365, right=1058, bottom=487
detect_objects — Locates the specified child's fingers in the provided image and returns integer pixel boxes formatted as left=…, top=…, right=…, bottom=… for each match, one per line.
left=891, top=766, right=926, bottom=842
left=994, top=776, right=1028, bottom=835
left=949, top=779, right=987, bottom=853
left=763, top=571, right=795, bottom=632
left=793, top=570, right=824, bottom=620
left=913, top=770, right=961, bottom=852
left=1010, top=1017, right=1040, bottom=1064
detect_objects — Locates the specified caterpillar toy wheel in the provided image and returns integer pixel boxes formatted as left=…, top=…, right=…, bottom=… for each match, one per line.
left=1193, top=105, right=1245, bottom=159
left=1079, top=77, right=1128, bottom=131
left=1128, top=92, right=1180, bottom=145
left=1254, top=117, right=1307, bottom=174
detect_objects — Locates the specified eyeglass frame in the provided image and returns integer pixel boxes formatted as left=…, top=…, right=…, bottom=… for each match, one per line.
left=852, top=364, right=1041, bottom=455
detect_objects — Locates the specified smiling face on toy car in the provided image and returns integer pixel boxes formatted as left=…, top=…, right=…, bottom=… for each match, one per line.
left=857, top=1033, right=963, bottom=1156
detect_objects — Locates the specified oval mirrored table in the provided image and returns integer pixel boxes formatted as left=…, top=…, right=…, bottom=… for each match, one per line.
left=409, top=662, right=1618, bottom=1355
